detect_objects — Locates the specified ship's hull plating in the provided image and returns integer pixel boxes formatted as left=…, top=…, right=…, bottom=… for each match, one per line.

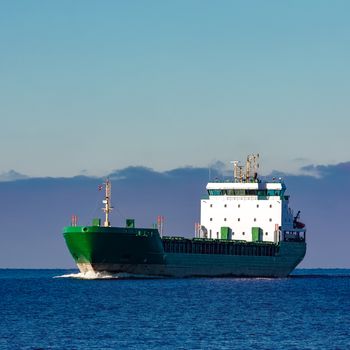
left=64, top=227, right=306, bottom=278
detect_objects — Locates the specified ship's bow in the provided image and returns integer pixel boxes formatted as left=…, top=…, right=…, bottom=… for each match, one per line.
left=63, top=226, right=165, bottom=275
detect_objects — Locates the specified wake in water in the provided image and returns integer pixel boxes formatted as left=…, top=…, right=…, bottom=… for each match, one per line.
left=54, top=271, right=164, bottom=280
left=54, top=271, right=115, bottom=279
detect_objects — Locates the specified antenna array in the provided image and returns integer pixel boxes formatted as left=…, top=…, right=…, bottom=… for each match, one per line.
left=231, top=154, right=260, bottom=183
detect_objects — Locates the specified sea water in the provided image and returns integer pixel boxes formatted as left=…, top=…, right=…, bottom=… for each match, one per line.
left=0, top=269, right=349, bottom=350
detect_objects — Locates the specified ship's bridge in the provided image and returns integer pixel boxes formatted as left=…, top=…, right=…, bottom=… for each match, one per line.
left=206, top=181, right=286, bottom=197
left=199, top=155, right=304, bottom=243
left=200, top=180, right=292, bottom=243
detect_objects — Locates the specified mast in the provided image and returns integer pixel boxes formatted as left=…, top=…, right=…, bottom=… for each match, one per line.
left=245, top=154, right=259, bottom=182
left=253, top=153, right=259, bottom=181
left=102, top=179, right=113, bottom=227
left=230, top=160, right=239, bottom=182
left=246, top=155, right=251, bottom=181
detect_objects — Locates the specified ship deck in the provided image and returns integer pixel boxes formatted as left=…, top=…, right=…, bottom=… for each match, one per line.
left=162, top=236, right=304, bottom=257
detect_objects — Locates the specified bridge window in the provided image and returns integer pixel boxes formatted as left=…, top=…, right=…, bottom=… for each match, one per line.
left=267, top=190, right=281, bottom=196
left=210, top=189, right=283, bottom=197
left=246, top=190, right=257, bottom=195
left=208, top=189, right=224, bottom=195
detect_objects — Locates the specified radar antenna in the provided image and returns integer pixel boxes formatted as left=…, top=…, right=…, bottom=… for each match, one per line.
left=231, top=154, right=260, bottom=183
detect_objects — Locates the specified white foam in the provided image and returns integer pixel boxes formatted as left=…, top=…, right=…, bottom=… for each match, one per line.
left=54, top=271, right=164, bottom=280
left=54, top=271, right=115, bottom=279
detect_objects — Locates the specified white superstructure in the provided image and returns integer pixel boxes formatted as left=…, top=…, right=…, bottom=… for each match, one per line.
left=199, top=155, right=305, bottom=243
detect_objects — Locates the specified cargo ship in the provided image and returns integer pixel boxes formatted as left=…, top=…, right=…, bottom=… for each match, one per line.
left=63, top=155, right=306, bottom=278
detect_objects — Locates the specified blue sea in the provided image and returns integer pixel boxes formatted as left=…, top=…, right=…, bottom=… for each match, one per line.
left=0, top=269, right=349, bottom=350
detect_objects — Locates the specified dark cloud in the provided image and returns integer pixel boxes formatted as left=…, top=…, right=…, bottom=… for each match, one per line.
left=109, top=166, right=163, bottom=181
left=0, top=162, right=349, bottom=268
left=301, top=162, right=350, bottom=178
left=272, top=163, right=350, bottom=268
left=0, top=170, right=29, bottom=182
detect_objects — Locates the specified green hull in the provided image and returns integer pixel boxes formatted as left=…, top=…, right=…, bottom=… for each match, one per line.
left=63, top=226, right=306, bottom=278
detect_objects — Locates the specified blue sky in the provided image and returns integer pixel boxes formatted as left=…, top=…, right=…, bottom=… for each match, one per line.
left=1, top=1, right=349, bottom=177
left=1, top=1, right=349, bottom=269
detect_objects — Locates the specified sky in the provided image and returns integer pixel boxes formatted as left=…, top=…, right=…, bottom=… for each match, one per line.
left=0, top=0, right=349, bottom=177
left=0, top=1, right=349, bottom=269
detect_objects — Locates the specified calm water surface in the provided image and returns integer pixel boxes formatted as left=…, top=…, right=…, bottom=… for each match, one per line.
left=0, top=269, right=349, bottom=350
